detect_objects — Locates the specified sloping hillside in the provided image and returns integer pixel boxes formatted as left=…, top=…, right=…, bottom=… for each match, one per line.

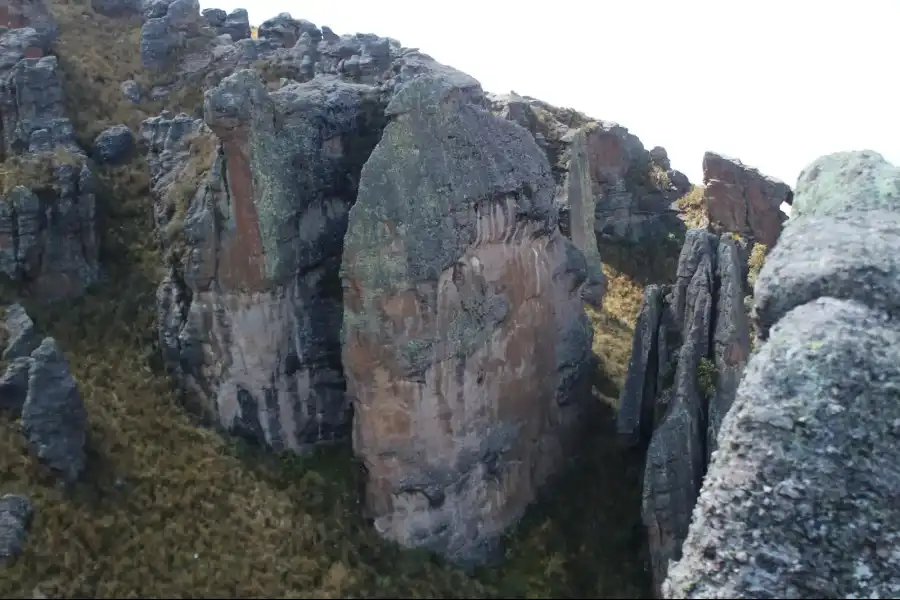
left=0, top=1, right=673, bottom=597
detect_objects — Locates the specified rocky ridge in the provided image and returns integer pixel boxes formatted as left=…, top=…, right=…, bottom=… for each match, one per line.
left=0, top=0, right=895, bottom=597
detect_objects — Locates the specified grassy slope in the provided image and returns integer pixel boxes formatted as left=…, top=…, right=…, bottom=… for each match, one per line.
left=0, top=2, right=658, bottom=597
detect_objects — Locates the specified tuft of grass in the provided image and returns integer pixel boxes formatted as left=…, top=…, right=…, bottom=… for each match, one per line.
left=585, top=264, right=645, bottom=400
left=0, top=147, right=84, bottom=196
left=648, top=164, right=670, bottom=189
left=697, top=357, right=716, bottom=398
left=747, top=242, right=767, bottom=288
left=676, top=185, right=709, bottom=230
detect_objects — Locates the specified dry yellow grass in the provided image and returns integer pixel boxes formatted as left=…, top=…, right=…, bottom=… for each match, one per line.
left=586, top=265, right=645, bottom=401
left=676, top=185, right=709, bottom=230
left=0, top=147, right=84, bottom=195
left=747, top=242, right=767, bottom=288
left=0, top=2, right=658, bottom=597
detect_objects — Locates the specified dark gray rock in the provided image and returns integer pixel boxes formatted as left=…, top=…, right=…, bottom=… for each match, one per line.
left=666, top=150, right=900, bottom=598
left=0, top=494, right=32, bottom=563
left=0, top=356, right=32, bottom=416
left=0, top=52, right=99, bottom=298
left=0, top=55, right=81, bottom=155
left=0, top=171, right=100, bottom=299
left=257, top=12, right=320, bottom=48
left=139, top=0, right=202, bottom=70
left=0, top=27, right=52, bottom=72
left=616, top=229, right=752, bottom=594
left=142, top=0, right=172, bottom=19
left=616, top=284, right=664, bottom=447
left=21, top=337, right=88, bottom=483
left=488, top=93, right=688, bottom=251
left=120, top=79, right=141, bottom=103
left=221, top=9, right=250, bottom=42
left=93, top=124, right=135, bottom=164
left=200, top=7, right=225, bottom=26
left=2, top=303, right=40, bottom=361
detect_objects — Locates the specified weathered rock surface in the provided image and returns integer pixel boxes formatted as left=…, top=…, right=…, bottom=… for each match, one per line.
left=0, top=305, right=87, bottom=482
left=0, top=27, right=100, bottom=298
left=489, top=93, right=690, bottom=253
left=92, top=124, right=135, bottom=164
left=145, top=69, right=385, bottom=451
left=790, top=149, right=900, bottom=219
left=22, top=336, right=87, bottom=482
left=0, top=0, right=55, bottom=45
left=342, top=73, right=593, bottom=566
left=90, top=0, right=142, bottom=18
left=615, top=229, right=752, bottom=594
left=201, top=7, right=250, bottom=42
left=0, top=493, right=31, bottom=563
left=140, top=0, right=204, bottom=70
left=665, top=151, right=900, bottom=598
left=702, top=151, right=792, bottom=248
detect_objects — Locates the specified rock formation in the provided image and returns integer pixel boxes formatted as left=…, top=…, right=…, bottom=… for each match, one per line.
left=489, top=93, right=691, bottom=253
left=146, top=69, right=384, bottom=451
left=0, top=303, right=87, bottom=482
left=702, top=152, right=792, bottom=248
left=615, top=228, right=752, bottom=593
left=0, top=14, right=99, bottom=298
left=0, top=493, right=31, bottom=563
left=664, top=151, right=900, bottom=598
left=342, top=73, right=594, bottom=566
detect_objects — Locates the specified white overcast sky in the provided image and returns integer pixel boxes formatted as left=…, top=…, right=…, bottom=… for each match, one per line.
left=201, top=0, right=899, bottom=188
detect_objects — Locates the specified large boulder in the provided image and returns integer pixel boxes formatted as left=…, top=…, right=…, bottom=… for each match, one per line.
left=342, top=72, right=594, bottom=566
left=489, top=92, right=690, bottom=257
left=145, top=70, right=384, bottom=452
left=702, top=151, right=792, bottom=248
left=664, top=151, right=900, bottom=598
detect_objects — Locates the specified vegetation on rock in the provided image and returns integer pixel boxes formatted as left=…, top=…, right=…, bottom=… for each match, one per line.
left=676, top=185, right=708, bottom=230
left=0, top=1, right=657, bottom=597
left=0, top=147, right=83, bottom=196
left=747, top=242, right=767, bottom=288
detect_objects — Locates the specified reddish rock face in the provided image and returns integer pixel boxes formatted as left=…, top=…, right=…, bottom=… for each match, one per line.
left=342, top=76, right=594, bottom=566
left=147, top=72, right=385, bottom=453
left=702, top=152, right=792, bottom=248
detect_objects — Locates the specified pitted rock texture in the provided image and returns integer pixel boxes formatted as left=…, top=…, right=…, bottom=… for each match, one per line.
left=665, top=151, right=900, bottom=598
left=342, top=73, right=593, bottom=566
left=144, top=70, right=384, bottom=452
left=615, top=229, right=751, bottom=594
left=790, top=149, right=900, bottom=219
left=0, top=45, right=99, bottom=298
left=702, top=151, right=791, bottom=248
